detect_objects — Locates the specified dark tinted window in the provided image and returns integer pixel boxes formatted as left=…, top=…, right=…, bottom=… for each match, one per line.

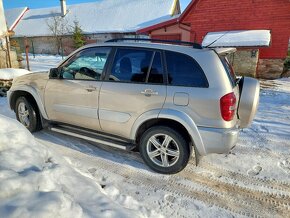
left=110, top=48, right=153, bottom=83
left=148, top=52, right=164, bottom=84
left=165, top=51, right=208, bottom=87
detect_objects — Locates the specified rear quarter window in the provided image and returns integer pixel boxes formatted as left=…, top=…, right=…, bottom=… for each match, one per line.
left=165, top=51, right=208, bottom=88
left=220, top=56, right=237, bottom=87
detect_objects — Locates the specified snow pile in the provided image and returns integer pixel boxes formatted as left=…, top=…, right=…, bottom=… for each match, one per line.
left=0, top=115, right=157, bottom=218
left=202, top=30, right=271, bottom=47
left=0, top=68, right=31, bottom=80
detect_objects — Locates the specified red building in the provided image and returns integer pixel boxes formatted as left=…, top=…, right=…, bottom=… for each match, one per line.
left=138, top=0, right=290, bottom=79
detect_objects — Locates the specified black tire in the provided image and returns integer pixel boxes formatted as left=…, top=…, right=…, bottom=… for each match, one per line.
left=139, top=126, right=190, bottom=174
left=15, top=96, right=42, bottom=132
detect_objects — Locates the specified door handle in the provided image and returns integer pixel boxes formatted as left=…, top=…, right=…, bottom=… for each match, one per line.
left=141, top=89, right=158, bottom=96
left=85, top=86, right=97, bottom=92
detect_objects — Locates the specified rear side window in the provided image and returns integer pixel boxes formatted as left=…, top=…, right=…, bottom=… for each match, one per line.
left=110, top=48, right=153, bottom=83
left=165, top=51, right=208, bottom=87
left=148, top=52, right=164, bottom=84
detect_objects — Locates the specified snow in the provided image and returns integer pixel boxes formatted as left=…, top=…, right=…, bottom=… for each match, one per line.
left=4, top=7, right=27, bottom=30
left=21, top=53, right=64, bottom=72
left=0, top=68, right=31, bottom=80
left=202, top=30, right=271, bottom=47
left=5, top=0, right=177, bottom=37
left=0, top=115, right=160, bottom=218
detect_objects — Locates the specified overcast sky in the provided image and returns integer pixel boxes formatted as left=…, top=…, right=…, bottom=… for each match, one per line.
left=3, top=0, right=192, bottom=11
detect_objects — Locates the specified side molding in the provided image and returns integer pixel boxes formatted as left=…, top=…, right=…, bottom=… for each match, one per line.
left=9, top=85, right=49, bottom=119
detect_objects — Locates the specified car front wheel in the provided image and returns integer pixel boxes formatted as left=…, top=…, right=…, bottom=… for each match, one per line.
left=15, top=96, right=41, bottom=132
left=139, top=126, right=190, bottom=174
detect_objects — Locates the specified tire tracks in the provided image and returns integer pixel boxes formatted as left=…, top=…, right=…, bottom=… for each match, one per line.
left=39, top=137, right=290, bottom=218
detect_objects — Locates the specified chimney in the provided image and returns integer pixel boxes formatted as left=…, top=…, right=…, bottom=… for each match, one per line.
left=60, top=0, right=67, bottom=17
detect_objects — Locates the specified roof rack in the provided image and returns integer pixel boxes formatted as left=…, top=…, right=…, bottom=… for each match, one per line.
left=105, top=38, right=203, bottom=49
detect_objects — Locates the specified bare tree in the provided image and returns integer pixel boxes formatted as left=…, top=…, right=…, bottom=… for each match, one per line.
left=46, top=12, right=69, bottom=55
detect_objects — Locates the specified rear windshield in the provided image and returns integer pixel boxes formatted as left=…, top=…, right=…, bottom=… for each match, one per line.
left=220, top=56, right=237, bottom=87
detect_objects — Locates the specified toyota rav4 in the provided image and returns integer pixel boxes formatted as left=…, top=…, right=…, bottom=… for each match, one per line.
left=7, top=39, right=260, bottom=174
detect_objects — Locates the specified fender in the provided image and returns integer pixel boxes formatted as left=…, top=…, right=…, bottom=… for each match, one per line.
left=130, top=109, right=161, bottom=140
left=130, top=108, right=206, bottom=156
left=8, top=85, right=49, bottom=119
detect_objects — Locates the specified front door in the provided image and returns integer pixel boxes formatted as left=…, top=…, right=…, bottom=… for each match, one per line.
left=44, top=47, right=111, bottom=131
left=99, top=48, right=167, bottom=138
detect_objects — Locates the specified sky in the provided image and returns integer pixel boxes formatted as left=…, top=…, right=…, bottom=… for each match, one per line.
left=3, top=0, right=192, bottom=11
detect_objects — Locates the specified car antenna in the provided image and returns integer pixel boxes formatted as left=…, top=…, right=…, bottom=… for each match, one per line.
left=205, top=31, right=229, bottom=48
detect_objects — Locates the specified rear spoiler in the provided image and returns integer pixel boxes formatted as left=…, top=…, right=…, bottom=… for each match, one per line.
left=214, top=48, right=237, bottom=56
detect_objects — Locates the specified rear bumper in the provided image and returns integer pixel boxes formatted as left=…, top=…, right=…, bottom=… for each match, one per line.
left=198, top=127, right=240, bottom=155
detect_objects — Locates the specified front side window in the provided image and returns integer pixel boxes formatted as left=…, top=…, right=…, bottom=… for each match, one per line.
left=61, top=47, right=111, bottom=80
left=165, top=51, right=208, bottom=87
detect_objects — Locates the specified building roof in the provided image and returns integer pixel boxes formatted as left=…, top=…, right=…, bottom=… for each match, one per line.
left=202, top=30, right=271, bottom=48
left=137, top=15, right=180, bottom=34
left=4, top=7, right=28, bottom=31
left=5, top=0, right=180, bottom=37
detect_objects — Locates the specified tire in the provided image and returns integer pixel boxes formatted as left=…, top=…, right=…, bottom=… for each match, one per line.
left=15, top=96, right=42, bottom=132
left=139, top=126, right=190, bottom=174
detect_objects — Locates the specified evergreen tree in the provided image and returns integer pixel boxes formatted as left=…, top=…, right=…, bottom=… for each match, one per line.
left=73, top=22, right=85, bottom=48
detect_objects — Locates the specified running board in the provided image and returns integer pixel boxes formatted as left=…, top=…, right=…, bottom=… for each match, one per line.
left=50, top=126, right=136, bottom=151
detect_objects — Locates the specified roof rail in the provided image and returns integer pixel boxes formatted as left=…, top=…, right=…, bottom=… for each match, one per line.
left=105, top=38, right=203, bottom=49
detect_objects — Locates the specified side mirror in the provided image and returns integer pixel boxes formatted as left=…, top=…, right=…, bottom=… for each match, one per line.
left=49, top=68, right=60, bottom=79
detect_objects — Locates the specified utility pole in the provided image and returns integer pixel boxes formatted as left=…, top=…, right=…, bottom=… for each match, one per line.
left=24, top=37, right=30, bottom=71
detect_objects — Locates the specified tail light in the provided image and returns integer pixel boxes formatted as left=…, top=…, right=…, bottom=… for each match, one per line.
left=220, top=92, right=236, bottom=121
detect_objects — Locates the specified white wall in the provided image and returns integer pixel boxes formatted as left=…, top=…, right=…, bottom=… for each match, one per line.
left=0, top=0, right=7, bottom=37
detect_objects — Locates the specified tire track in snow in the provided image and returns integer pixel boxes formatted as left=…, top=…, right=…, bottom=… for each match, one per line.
left=195, top=161, right=290, bottom=193
left=37, top=133, right=290, bottom=218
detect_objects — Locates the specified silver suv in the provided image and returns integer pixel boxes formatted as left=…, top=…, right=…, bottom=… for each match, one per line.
left=8, top=39, right=260, bottom=174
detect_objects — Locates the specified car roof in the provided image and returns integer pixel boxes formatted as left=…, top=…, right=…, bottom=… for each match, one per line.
left=82, top=42, right=212, bottom=55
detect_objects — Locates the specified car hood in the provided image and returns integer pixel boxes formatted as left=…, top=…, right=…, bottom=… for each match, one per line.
left=12, top=72, right=49, bottom=86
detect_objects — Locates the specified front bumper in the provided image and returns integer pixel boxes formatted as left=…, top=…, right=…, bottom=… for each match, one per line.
left=198, top=127, right=240, bottom=155
left=6, top=90, right=12, bottom=109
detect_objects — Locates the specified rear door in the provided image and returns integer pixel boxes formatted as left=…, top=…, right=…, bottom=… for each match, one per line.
left=44, top=47, right=111, bottom=130
left=220, top=55, right=260, bottom=128
left=99, top=47, right=166, bottom=138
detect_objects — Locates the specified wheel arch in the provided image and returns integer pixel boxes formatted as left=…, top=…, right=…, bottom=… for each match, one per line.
left=131, top=109, right=206, bottom=156
left=9, top=86, right=48, bottom=119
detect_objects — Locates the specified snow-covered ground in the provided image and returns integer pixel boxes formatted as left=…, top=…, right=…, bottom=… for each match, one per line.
left=0, top=78, right=290, bottom=217
left=0, top=115, right=160, bottom=218
left=21, top=54, right=64, bottom=72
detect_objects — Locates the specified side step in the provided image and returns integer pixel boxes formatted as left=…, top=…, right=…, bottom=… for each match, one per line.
left=49, top=126, right=136, bottom=151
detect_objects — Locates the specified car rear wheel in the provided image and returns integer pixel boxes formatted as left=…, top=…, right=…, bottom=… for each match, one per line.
left=15, top=96, right=42, bottom=132
left=139, top=126, right=190, bottom=174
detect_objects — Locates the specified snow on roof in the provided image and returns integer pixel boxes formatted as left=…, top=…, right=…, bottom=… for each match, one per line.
left=202, top=30, right=271, bottom=48
left=6, top=0, right=177, bottom=37
left=4, top=7, right=28, bottom=31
